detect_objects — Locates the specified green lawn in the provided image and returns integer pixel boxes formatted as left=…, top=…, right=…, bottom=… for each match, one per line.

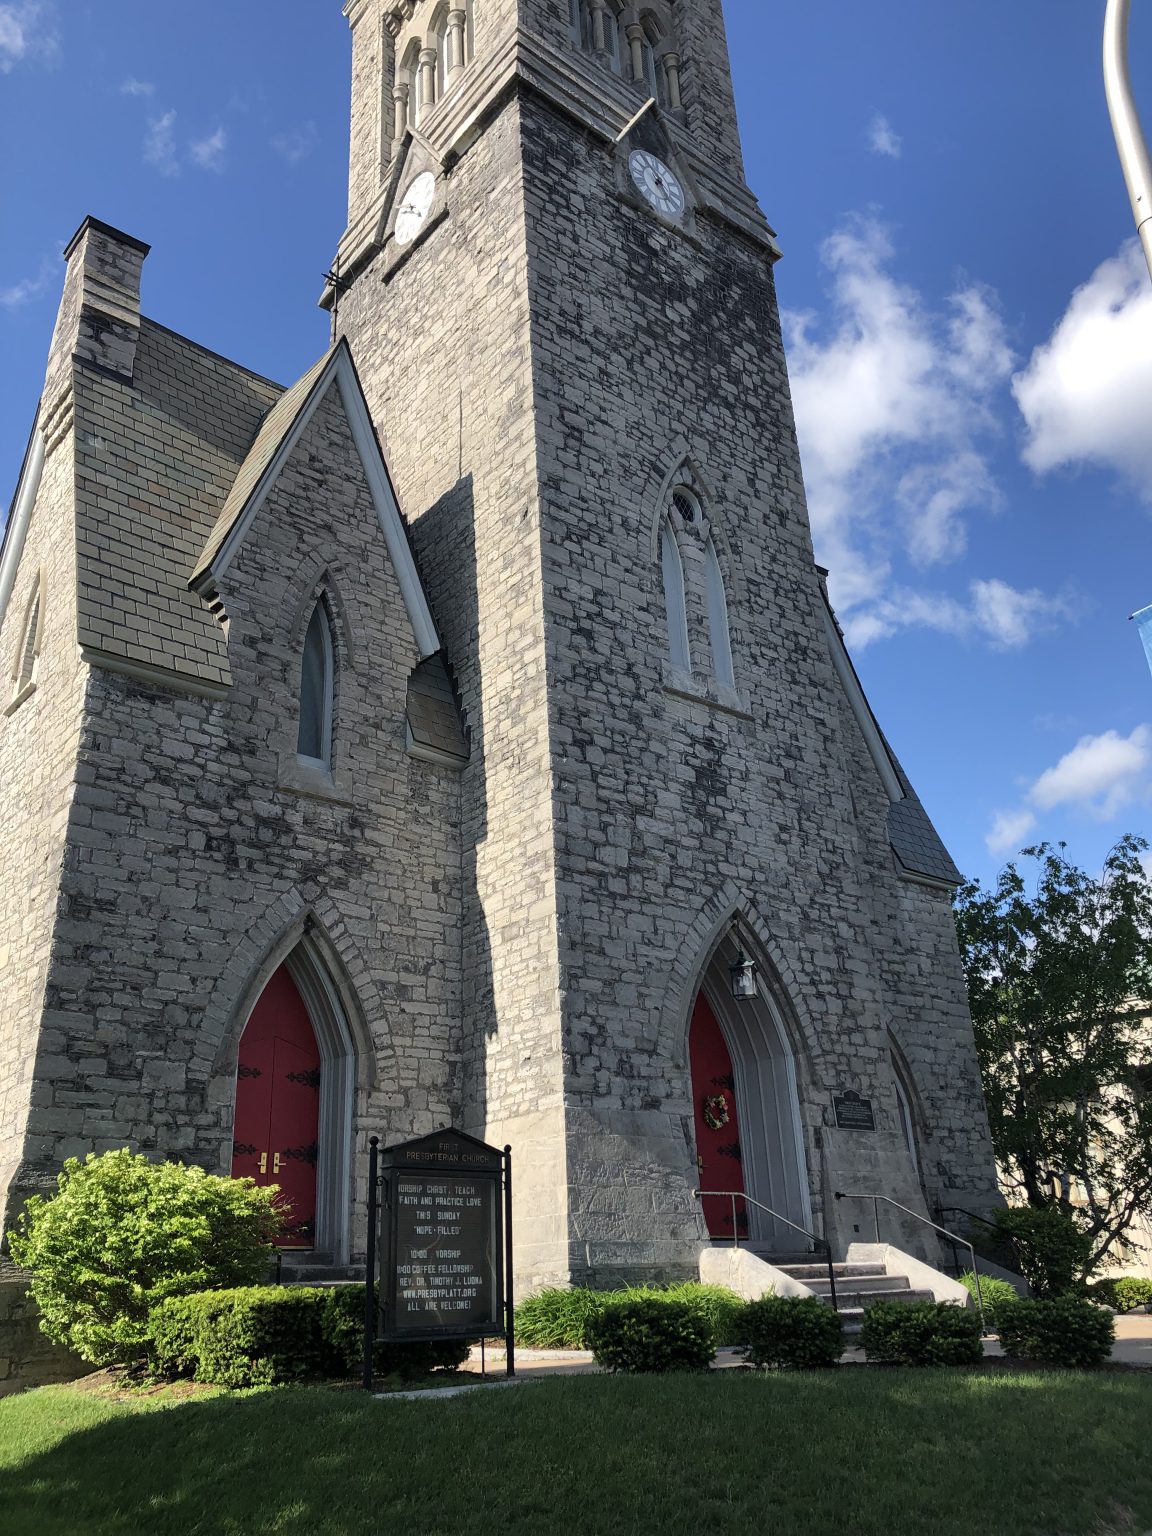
left=2, top=1369, right=1150, bottom=1536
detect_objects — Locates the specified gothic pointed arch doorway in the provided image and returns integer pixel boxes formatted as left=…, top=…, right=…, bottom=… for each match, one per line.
left=230, top=941, right=357, bottom=1260
left=689, top=934, right=812, bottom=1251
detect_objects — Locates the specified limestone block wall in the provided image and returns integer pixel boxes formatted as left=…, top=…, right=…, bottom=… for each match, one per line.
left=516, top=89, right=998, bottom=1273
left=8, top=392, right=464, bottom=1257
left=0, top=1263, right=87, bottom=1399
left=0, top=409, right=87, bottom=1239
left=337, top=99, right=571, bottom=1288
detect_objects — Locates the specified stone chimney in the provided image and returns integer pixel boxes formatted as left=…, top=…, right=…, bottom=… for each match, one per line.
left=44, top=217, right=150, bottom=404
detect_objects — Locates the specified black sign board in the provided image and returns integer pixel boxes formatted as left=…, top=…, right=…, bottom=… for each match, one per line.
left=363, top=1128, right=514, bottom=1388
left=833, top=1091, right=877, bottom=1132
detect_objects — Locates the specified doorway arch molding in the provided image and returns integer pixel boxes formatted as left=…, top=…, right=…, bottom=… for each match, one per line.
left=205, top=889, right=383, bottom=1087
left=665, top=885, right=820, bottom=1246
left=659, top=882, right=820, bottom=1080
left=201, top=892, right=388, bottom=1265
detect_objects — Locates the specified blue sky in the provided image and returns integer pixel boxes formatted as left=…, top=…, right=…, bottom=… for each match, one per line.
left=1, top=1, right=1150, bottom=889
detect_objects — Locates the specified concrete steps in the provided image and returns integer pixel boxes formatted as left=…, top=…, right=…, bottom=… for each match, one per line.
left=771, top=1259, right=932, bottom=1338
left=276, top=1252, right=366, bottom=1286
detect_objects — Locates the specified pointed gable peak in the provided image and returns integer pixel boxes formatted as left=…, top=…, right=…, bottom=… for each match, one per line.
left=191, top=341, right=439, bottom=659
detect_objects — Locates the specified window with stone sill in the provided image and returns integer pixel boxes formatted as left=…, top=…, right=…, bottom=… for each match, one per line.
left=297, top=598, right=335, bottom=769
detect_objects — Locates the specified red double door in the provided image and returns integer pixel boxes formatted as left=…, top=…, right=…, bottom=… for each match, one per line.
left=230, top=965, right=322, bottom=1250
left=690, top=993, right=749, bottom=1240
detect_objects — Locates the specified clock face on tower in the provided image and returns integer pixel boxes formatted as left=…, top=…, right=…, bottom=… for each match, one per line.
left=628, top=150, right=686, bottom=220
left=394, top=172, right=436, bottom=247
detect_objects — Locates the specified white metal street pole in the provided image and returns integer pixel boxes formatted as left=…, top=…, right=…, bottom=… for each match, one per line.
left=1104, top=0, right=1152, bottom=280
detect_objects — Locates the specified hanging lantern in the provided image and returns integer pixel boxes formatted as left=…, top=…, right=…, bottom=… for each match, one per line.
left=729, top=949, right=757, bottom=1000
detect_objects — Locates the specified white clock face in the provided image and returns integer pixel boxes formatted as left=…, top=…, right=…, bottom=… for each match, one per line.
left=628, top=150, right=686, bottom=219
left=394, top=172, right=436, bottom=247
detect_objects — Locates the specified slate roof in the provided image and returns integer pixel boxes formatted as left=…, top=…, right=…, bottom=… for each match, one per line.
left=192, top=349, right=332, bottom=585
left=72, top=320, right=282, bottom=688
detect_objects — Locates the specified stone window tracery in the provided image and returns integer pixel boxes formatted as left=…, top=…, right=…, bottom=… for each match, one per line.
left=660, top=517, right=690, bottom=674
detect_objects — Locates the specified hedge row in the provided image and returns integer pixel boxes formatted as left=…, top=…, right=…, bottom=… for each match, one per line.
left=515, top=1282, right=745, bottom=1349
left=150, top=1284, right=467, bottom=1388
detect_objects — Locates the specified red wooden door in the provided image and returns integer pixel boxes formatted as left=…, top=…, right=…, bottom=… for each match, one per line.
left=231, top=965, right=321, bottom=1249
left=690, top=993, right=748, bottom=1240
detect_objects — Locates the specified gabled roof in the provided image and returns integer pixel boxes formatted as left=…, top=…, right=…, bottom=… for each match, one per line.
left=190, top=340, right=439, bottom=661
left=819, top=587, right=963, bottom=888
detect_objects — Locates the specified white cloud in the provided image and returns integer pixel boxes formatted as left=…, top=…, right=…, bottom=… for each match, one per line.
left=0, top=249, right=59, bottom=311
left=121, top=77, right=154, bottom=97
left=841, top=577, right=1073, bottom=651
left=986, top=808, right=1038, bottom=856
left=1014, top=241, right=1152, bottom=498
left=781, top=217, right=1069, bottom=650
left=986, top=725, right=1152, bottom=855
left=144, top=110, right=180, bottom=177
left=272, top=122, right=318, bottom=166
left=1030, top=726, right=1151, bottom=819
left=868, top=113, right=902, bottom=159
left=0, top=1, right=54, bottom=71
left=190, top=126, right=227, bottom=172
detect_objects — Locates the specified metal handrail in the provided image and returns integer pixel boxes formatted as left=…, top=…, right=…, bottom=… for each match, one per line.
left=694, top=1189, right=838, bottom=1312
left=835, top=1190, right=986, bottom=1332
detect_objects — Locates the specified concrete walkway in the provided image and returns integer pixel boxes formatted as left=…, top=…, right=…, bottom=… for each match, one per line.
left=466, top=1313, right=1152, bottom=1378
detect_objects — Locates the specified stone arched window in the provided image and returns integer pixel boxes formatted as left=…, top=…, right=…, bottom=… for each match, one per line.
left=621, top=6, right=681, bottom=107
left=660, top=517, right=690, bottom=674
left=571, top=0, right=625, bottom=71
left=298, top=598, right=335, bottom=767
left=703, top=534, right=734, bottom=689
left=390, top=1, right=472, bottom=137
left=9, top=571, right=44, bottom=709
left=659, top=483, right=736, bottom=692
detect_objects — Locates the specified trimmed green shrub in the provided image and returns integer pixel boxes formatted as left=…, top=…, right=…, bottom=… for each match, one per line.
left=997, top=1296, right=1115, bottom=1369
left=991, top=1206, right=1094, bottom=1298
left=9, top=1150, right=281, bottom=1367
left=738, top=1296, right=843, bottom=1371
left=320, top=1285, right=469, bottom=1379
left=958, top=1272, right=1020, bottom=1331
left=861, top=1302, right=983, bottom=1366
left=151, top=1284, right=470, bottom=1387
left=151, top=1287, right=328, bottom=1388
left=514, top=1282, right=743, bottom=1350
left=1089, top=1276, right=1152, bottom=1314
left=585, top=1298, right=714, bottom=1374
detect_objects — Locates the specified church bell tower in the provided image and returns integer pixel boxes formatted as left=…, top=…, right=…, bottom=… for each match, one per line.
left=328, top=0, right=998, bottom=1288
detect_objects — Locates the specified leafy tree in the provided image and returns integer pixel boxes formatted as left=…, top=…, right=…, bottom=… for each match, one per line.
left=955, top=836, right=1152, bottom=1275
left=9, top=1149, right=282, bottom=1366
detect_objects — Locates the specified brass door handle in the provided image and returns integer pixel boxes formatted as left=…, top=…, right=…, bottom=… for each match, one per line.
left=273, top=1152, right=282, bottom=1175
left=259, top=1153, right=268, bottom=1175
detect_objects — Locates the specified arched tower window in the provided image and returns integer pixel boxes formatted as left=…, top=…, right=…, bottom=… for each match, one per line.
left=704, top=536, right=734, bottom=689
left=660, top=520, right=690, bottom=674
left=298, top=599, right=335, bottom=767
left=570, top=1, right=625, bottom=75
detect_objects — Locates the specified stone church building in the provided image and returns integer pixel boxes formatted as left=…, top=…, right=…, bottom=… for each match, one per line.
left=0, top=0, right=998, bottom=1288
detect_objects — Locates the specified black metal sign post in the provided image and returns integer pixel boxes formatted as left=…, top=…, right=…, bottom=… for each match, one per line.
left=362, top=1129, right=514, bottom=1392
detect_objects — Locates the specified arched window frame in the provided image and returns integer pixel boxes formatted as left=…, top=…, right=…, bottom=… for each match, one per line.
left=703, top=534, right=735, bottom=690
left=297, top=597, right=336, bottom=770
left=660, top=517, right=691, bottom=674
left=8, top=571, right=44, bottom=711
